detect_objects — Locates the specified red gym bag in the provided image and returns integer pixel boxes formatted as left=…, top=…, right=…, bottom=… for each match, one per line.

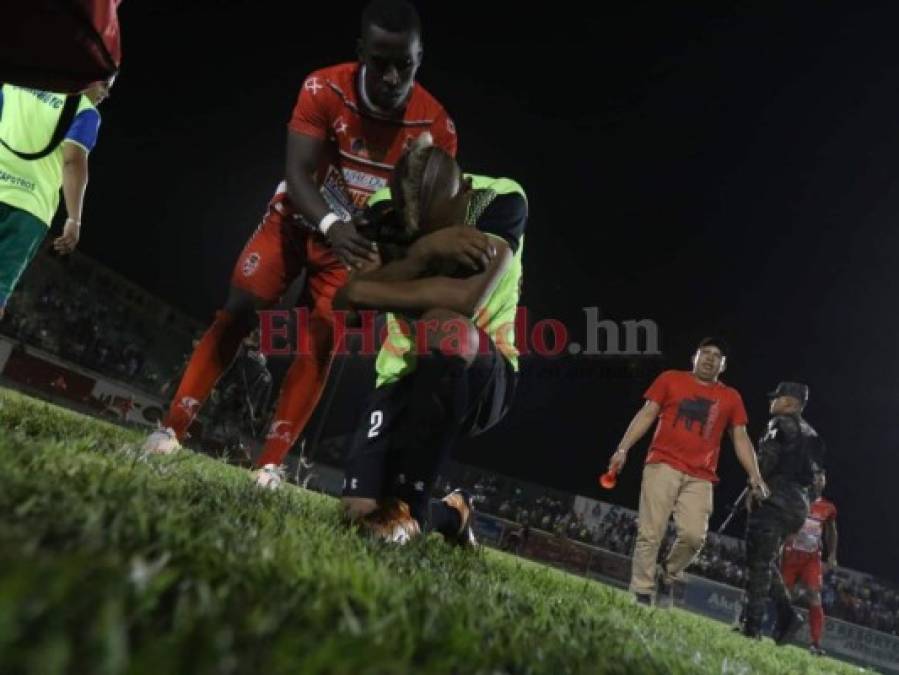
left=0, top=0, right=122, bottom=93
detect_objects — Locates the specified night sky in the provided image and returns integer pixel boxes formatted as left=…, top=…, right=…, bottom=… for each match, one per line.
left=80, top=2, right=899, bottom=581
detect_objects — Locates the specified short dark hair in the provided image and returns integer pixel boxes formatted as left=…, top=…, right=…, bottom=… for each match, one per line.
left=697, top=336, right=729, bottom=357
left=361, top=0, right=421, bottom=36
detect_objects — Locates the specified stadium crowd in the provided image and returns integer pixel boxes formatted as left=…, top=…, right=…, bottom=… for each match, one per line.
left=0, top=251, right=199, bottom=395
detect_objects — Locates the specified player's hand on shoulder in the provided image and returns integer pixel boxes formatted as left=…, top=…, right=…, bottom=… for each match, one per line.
left=327, top=219, right=378, bottom=269
left=410, top=226, right=495, bottom=272
left=350, top=246, right=382, bottom=276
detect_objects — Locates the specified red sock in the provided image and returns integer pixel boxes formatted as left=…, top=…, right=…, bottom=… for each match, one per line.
left=809, top=605, right=824, bottom=646
left=256, top=313, right=334, bottom=467
left=164, top=310, right=249, bottom=438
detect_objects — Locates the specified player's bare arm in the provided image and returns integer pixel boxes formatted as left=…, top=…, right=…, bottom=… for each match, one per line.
left=354, top=225, right=496, bottom=287
left=608, top=400, right=661, bottom=474
left=337, top=237, right=510, bottom=316
left=286, top=131, right=375, bottom=267
left=729, top=425, right=769, bottom=499
left=56, top=141, right=88, bottom=254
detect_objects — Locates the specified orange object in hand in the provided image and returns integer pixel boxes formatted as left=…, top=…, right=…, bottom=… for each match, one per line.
left=599, top=470, right=618, bottom=489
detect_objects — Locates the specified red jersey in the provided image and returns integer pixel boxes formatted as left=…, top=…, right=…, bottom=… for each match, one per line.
left=785, top=497, right=837, bottom=557
left=273, top=62, right=457, bottom=223
left=643, top=370, right=749, bottom=482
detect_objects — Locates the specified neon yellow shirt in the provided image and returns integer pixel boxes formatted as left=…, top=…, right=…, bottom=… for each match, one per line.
left=369, top=175, right=526, bottom=387
left=0, top=85, right=101, bottom=225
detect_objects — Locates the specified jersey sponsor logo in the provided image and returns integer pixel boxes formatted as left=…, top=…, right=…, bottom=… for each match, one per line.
left=342, top=168, right=387, bottom=192
left=241, top=252, right=261, bottom=277
left=349, top=189, right=375, bottom=209
left=320, top=165, right=354, bottom=219
left=21, top=88, right=65, bottom=108
left=0, top=170, right=36, bottom=191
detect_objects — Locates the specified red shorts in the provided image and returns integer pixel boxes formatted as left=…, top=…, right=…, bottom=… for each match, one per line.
left=231, top=205, right=347, bottom=317
left=781, top=551, right=822, bottom=591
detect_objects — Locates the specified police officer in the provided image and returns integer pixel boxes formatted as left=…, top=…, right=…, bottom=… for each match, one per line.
left=742, top=381, right=825, bottom=640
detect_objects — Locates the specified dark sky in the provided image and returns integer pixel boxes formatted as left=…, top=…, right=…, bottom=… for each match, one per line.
left=83, top=1, right=899, bottom=581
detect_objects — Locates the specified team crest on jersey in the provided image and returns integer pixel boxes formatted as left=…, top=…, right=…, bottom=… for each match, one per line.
left=350, top=137, right=369, bottom=159
left=304, top=77, right=323, bottom=96
left=242, top=252, right=261, bottom=277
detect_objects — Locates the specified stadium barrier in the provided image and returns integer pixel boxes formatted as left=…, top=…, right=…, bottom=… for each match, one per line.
left=0, top=335, right=165, bottom=427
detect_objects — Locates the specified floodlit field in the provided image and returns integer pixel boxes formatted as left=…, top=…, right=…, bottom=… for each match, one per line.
left=0, top=389, right=864, bottom=674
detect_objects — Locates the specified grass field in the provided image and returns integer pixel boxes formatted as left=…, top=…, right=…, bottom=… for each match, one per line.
left=0, top=388, right=867, bottom=674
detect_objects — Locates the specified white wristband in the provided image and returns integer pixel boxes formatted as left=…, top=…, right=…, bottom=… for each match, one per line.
left=318, top=212, right=340, bottom=235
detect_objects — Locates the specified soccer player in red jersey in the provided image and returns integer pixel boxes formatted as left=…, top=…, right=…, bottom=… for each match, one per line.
left=781, top=469, right=838, bottom=655
left=143, top=0, right=457, bottom=487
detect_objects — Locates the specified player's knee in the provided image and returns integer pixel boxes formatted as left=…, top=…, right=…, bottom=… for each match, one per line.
left=223, top=286, right=269, bottom=321
left=342, top=497, right=377, bottom=521
left=635, top=525, right=664, bottom=548
left=679, top=527, right=707, bottom=553
left=306, top=310, right=337, bottom=364
left=419, top=308, right=479, bottom=364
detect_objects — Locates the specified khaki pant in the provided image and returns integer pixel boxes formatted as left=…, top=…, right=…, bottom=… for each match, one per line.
left=629, top=462, right=714, bottom=595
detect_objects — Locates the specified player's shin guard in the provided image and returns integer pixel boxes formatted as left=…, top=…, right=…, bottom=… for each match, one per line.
left=393, top=350, right=469, bottom=527
left=256, top=314, right=334, bottom=468
left=809, top=605, right=824, bottom=646
left=164, top=310, right=252, bottom=438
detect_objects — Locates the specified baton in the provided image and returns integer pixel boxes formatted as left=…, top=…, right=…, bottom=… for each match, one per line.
left=717, top=487, right=749, bottom=534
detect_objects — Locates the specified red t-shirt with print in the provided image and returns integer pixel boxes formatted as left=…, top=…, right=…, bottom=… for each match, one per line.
left=644, top=370, right=748, bottom=482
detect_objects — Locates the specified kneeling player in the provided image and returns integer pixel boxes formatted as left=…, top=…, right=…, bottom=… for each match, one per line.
left=334, top=135, right=526, bottom=544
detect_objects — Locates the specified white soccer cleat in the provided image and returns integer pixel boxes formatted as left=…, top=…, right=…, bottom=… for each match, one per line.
left=142, top=427, right=181, bottom=455
left=254, top=464, right=285, bottom=490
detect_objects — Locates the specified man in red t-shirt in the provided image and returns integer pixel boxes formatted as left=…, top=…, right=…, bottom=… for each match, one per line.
left=607, top=337, right=768, bottom=604
left=782, top=469, right=838, bottom=655
left=142, top=0, right=457, bottom=485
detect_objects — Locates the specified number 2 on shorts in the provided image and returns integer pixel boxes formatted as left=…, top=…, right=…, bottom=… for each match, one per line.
left=368, top=410, right=384, bottom=438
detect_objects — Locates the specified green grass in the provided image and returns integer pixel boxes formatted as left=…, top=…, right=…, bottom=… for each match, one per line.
left=0, top=388, right=868, bottom=674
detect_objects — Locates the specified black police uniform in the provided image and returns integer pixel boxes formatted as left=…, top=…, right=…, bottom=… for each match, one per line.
left=743, top=382, right=825, bottom=639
